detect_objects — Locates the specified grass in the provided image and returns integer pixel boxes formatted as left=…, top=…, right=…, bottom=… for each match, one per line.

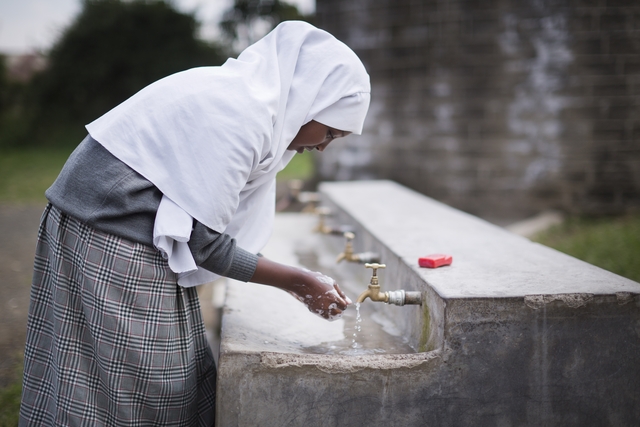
left=0, top=146, right=315, bottom=204
left=532, top=215, right=640, bottom=283
left=276, top=150, right=315, bottom=181
left=0, top=147, right=75, bottom=203
left=0, top=380, right=21, bottom=427
left=0, top=361, right=22, bottom=427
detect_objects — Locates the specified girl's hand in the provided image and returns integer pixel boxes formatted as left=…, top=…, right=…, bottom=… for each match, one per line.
left=250, top=257, right=351, bottom=321
left=288, top=270, right=351, bottom=321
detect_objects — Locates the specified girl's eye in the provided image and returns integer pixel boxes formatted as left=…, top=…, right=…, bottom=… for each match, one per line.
left=326, top=130, right=335, bottom=140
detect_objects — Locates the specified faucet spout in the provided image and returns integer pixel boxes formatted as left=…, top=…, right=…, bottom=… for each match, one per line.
left=357, top=263, right=423, bottom=306
left=336, top=232, right=380, bottom=264
left=356, top=290, right=370, bottom=304
left=356, top=284, right=388, bottom=304
left=357, top=263, right=389, bottom=304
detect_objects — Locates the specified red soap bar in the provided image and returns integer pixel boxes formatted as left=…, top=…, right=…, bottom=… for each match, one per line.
left=419, top=254, right=453, bottom=268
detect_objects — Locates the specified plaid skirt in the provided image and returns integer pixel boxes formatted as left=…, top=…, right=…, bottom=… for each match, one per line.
left=20, top=204, right=216, bottom=426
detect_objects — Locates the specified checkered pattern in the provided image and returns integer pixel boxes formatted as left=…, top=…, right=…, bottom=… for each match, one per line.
left=20, top=205, right=216, bottom=426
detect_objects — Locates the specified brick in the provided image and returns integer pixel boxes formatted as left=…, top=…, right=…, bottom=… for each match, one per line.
left=598, top=9, right=630, bottom=32
left=605, top=0, right=640, bottom=7
left=572, top=34, right=608, bottom=54
left=608, top=35, right=640, bottom=55
left=631, top=10, right=640, bottom=30
left=574, top=58, right=619, bottom=76
left=591, top=79, right=632, bottom=97
left=569, top=0, right=606, bottom=7
left=591, top=124, right=627, bottom=140
left=316, top=0, right=640, bottom=218
left=608, top=105, right=638, bottom=119
left=622, top=57, right=640, bottom=73
left=570, top=9, right=600, bottom=32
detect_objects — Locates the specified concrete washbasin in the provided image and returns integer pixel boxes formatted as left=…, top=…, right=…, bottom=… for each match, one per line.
left=216, top=180, right=640, bottom=427
left=218, top=212, right=428, bottom=357
left=216, top=212, right=440, bottom=427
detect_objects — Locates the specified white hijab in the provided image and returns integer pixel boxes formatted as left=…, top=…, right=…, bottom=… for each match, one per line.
left=86, top=21, right=371, bottom=286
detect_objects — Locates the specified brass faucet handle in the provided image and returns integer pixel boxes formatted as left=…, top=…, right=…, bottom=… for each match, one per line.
left=287, top=179, right=304, bottom=196
left=365, top=263, right=386, bottom=269
left=365, top=263, right=386, bottom=276
left=298, top=191, right=321, bottom=204
left=336, top=231, right=355, bottom=263
left=365, top=263, right=385, bottom=287
left=314, top=206, right=332, bottom=216
left=313, top=207, right=332, bottom=233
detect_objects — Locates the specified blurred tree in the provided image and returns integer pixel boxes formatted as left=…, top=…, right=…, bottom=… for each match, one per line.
left=26, top=0, right=227, bottom=146
left=220, top=0, right=313, bottom=52
left=0, top=55, right=31, bottom=148
left=0, top=55, right=7, bottom=112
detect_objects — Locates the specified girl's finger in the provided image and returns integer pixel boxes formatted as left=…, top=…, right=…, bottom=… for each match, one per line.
left=333, top=283, right=350, bottom=306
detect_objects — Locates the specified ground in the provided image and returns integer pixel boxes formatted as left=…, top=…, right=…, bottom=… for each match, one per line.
left=0, top=202, right=223, bottom=389
left=0, top=203, right=43, bottom=388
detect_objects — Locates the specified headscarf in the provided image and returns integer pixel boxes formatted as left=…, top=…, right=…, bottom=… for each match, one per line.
left=86, top=21, right=371, bottom=286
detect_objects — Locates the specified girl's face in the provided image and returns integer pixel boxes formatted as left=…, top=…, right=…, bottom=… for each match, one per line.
left=288, top=120, right=351, bottom=154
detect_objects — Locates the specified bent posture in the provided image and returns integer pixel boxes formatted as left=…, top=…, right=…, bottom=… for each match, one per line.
left=20, top=21, right=370, bottom=426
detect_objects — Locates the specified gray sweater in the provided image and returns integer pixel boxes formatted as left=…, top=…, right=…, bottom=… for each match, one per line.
left=46, top=135, right=258, bottom=282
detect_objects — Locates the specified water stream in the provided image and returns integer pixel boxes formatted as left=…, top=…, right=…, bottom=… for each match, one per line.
left=296, top=248, right=416, bottom=355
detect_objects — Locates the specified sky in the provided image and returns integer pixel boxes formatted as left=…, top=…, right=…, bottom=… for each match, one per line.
left=0, top=0, right=315, bottom=54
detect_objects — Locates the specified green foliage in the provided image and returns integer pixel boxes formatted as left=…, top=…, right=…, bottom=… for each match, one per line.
left=0, top=147, right=75, bottom=203
left=220, top=0, right=312, bottom=49
left=276, top=151, right=315, bottom=181
left=0, top=362, right=22, bottom=427
left=0, top=145, right=313, bottom=204
left=0, top=379, right=21, bottom=427
left=533, top=215, right=640, bottom=283
left=0, top=55, right=7, bottom=110
left=34, top=0, right=226, bottom=126
left=1, top=0, right=228, bottom=149
left=0, top=56, right=32, bottom=150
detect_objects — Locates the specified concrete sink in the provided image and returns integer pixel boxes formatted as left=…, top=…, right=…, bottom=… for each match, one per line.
left=216, top=181, right=640, bottom=426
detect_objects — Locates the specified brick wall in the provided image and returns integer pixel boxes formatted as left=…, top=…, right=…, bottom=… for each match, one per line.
left=315, top=0, right=640, bottom=223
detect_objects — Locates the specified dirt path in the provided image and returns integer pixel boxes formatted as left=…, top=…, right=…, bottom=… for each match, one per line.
left=0, top=203, right=45, bottom=388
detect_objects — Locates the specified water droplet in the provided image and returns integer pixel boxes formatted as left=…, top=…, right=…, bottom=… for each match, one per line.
left=350, top=303, right=362, bottom=350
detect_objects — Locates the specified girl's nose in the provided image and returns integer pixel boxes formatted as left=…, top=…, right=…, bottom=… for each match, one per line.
left=316, top=142, right=330, bottom=152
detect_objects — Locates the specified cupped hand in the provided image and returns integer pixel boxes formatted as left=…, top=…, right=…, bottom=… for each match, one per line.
left=289, top=270, right=352, bottom=321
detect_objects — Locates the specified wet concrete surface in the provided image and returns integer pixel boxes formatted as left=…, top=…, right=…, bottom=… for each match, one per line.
left=216, top=181, right=640, bottom=426
left=0, top=203, right=45, bottom=388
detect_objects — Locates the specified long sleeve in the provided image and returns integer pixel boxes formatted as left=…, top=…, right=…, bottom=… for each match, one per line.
left=189, top=221, right=258, bottom=282
left=47, top=135, right=259, bottom=282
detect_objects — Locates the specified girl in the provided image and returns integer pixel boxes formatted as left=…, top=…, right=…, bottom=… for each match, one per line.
left=20, top=21, right=370, bottom=426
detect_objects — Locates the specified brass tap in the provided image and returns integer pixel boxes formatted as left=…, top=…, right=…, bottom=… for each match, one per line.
left=356, top=263, right=388, bottom=303
left=313, top=209, right=357, bottom=236
left=276, top=179, right=322, bottom=212
left=313, top=207, right=333, bottom=234
left=298, top=191, right=321, bottom=213
left=336, top=232, right=356, bottom=262
left=336, top=232, right=381, bottom=264
left=357, top=263, right=422, bottom=306
left=288, top=179, right=304, bottom=198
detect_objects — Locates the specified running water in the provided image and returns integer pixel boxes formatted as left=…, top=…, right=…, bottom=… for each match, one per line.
left=300, top=299, right=414, bottom=355
left=351, top=303, right=362, bottom=349
left=295, top=247, right=414, bottom=355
